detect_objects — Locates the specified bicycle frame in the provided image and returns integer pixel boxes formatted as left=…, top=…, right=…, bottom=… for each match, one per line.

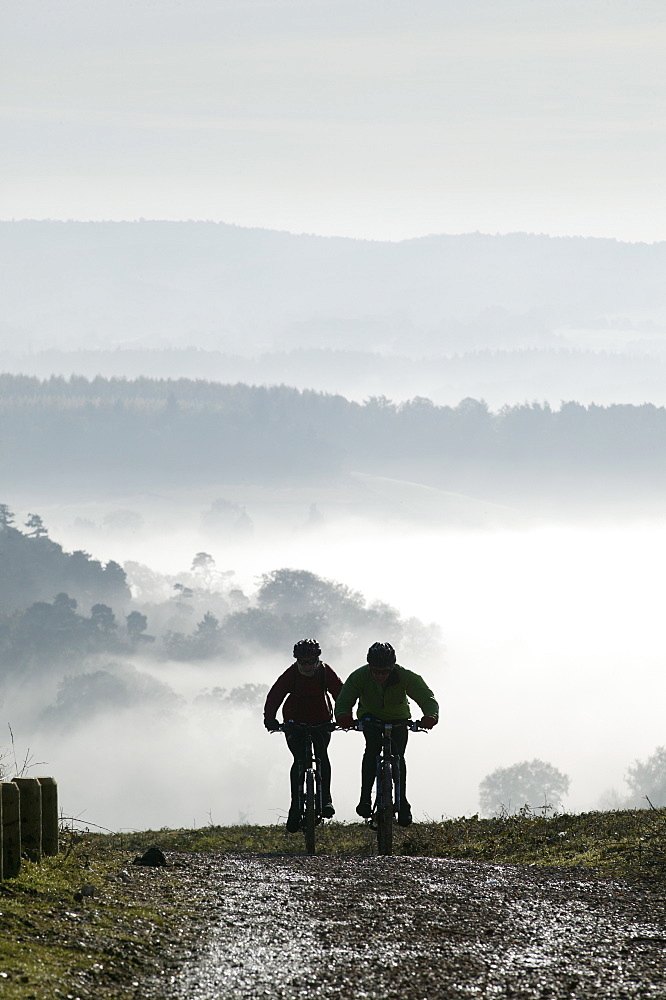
left=356, top=718, right=425, bottom=856
left=277, top=722, right=336, bottom=854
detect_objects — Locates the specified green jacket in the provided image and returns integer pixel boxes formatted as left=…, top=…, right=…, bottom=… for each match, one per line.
left=335, top=664, right=439, bottom=722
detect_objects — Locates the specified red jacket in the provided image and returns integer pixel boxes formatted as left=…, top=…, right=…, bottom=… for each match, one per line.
left=264, top=662, right=343, bottom=724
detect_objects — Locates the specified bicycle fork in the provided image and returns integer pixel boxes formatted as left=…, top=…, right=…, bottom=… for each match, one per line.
left=297, top=756, right=323, bottom=823
left=375, top=757, right=402, bottom=813
left=375, top=731, right=402, bottom=818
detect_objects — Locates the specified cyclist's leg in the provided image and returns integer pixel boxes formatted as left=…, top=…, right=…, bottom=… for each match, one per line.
left=285, top=730, right=308, bottom=831
left=312, top=730, right=334, bottom=817
left=358, top=726, right=382, bottom=817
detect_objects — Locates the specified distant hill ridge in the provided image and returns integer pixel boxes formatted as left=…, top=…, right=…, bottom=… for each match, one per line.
left=1, top=221, right=665, bottom=356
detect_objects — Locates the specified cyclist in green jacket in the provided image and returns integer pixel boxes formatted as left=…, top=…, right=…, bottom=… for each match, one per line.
left=335, top=641, right=438, bottom=827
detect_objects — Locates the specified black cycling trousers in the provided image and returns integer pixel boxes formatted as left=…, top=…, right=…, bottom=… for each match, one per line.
left=285, top=729, right=332, bottom=806
left=360, top=724, right=409, bottom=807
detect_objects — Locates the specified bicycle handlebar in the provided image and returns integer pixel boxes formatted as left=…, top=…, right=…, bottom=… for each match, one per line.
left=272, top=721, right=339, bottom=734
left=345, top=718, right=428, bottom=733
left=267, top=719, right=428, bottom=734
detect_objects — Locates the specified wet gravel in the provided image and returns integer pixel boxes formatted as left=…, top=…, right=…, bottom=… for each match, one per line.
left=156, top=853, right=666, bottom=999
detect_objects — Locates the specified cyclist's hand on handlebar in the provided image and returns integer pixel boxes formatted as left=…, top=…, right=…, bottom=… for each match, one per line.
left=336, top=714, right=355, bottom=730
left=264, top=717, right=281, bottom=732
left=419, top=716, right=437, bottom=729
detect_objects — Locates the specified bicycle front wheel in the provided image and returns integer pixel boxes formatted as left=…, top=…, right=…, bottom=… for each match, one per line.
left=377, top=760, right=394, bottom=856
left=304, top=769, right=316, bottom=855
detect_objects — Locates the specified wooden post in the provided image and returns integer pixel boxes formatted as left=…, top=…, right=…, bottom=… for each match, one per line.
left=0, top=786, right=3, bottom=882
left=37, top=778, right=59, bottom=857
left=1, top=782, right=21, bottom=877
left=13, top=777, right=42, bottom=862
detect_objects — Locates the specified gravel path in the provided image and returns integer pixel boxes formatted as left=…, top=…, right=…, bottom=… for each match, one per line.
left=160, top=854, right=666, bottom=999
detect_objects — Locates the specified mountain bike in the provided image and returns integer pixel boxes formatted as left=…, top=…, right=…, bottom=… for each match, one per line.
left=356, top=718, right=427, bottom=856
left=276, top=722, right=337, bottom=854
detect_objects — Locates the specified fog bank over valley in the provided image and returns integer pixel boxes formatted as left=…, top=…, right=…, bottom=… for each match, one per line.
left=2, top=481, right=665, bottom=831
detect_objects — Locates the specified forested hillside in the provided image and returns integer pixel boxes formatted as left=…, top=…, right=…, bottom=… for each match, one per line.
left=1, top=375, right=666, bottom=499
left=0, top=505, right=129, bottom=613
left=0, top=511, right=438, bottom=728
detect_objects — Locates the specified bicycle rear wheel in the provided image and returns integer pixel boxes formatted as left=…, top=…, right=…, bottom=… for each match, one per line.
left=304, top=769, right=316, bottom=854
left=377, top=760, right=394, bottom=856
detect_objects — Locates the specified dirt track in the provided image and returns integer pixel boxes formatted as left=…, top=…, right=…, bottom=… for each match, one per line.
left=155, top=853, right=666, bottom=999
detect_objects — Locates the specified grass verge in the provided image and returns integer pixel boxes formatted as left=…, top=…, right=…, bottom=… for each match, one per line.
left=0, top=831, right=198, bottom=1000
left=2, top=807, right=666, bottom=998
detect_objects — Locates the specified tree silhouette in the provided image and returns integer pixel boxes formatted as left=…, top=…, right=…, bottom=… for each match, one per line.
left=195, top=683, right=269, bottom=709
left=191, top=611, right=222, bottom=658
left=42, top=667, right=178, bottom=730
left=257, top=568, right=363, bottom=620
left=255, top=567, right=406, bottom=653
left=24, top=513, right=48, bottom=538
left=9, top=593, right=82, bottom=664
left=90, top=603, right=117, bottom=635
left=173, top=582, right=194, bottom=602
left=479, top=759, right=570, bottom=816
left=53, top=592, right=78, bottom=614
left=223, top=607, right=290, bottom=650
left=0, top=504, right=15, bottom=528
left=192, top=552, right=215, bottom=572
left=201, top=498, right=243, bottom=532
left=126, top=610, right=149, bottom=641
left=625, top=746, right=666, bottom=807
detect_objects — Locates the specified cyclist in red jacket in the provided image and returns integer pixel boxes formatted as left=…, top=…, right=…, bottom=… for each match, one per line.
left=264, top=638, right=343, bottom=832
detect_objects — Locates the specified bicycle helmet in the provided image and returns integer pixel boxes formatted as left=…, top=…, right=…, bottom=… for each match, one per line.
left=366, top=641, right=396, bottom=667
left=293, top=638, right=321, bottom=660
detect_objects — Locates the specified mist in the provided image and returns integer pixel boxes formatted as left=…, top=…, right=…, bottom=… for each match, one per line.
left=3, top=499, right=663, bottom=832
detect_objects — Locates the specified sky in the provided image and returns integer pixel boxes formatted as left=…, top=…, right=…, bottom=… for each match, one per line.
left=2, top=0, right=666, bottom=241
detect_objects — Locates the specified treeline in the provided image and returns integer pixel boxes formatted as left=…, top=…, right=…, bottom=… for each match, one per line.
left=2, top=375, right=666, bottom=489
